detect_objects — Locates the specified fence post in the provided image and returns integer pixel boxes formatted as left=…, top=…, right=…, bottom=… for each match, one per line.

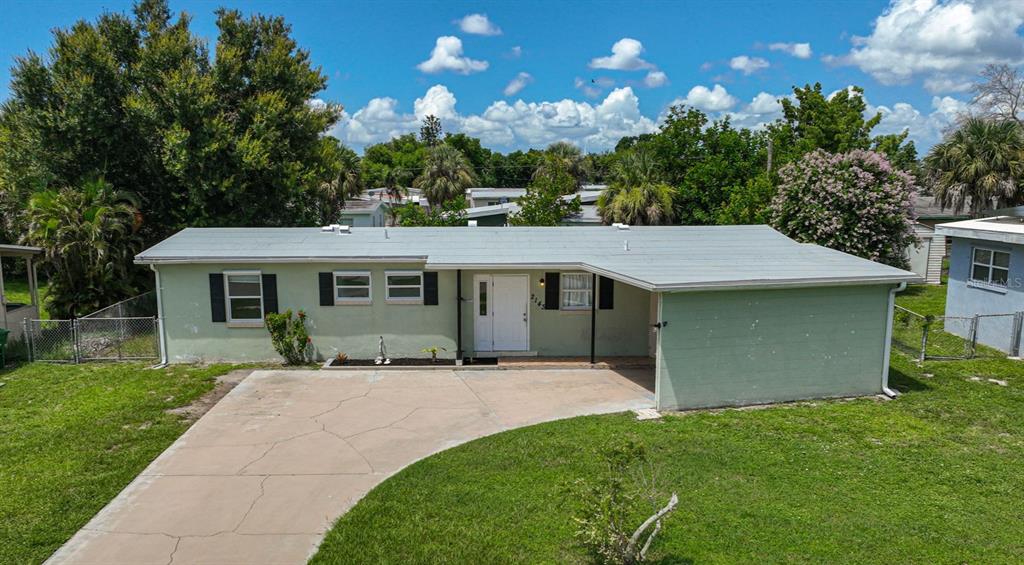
left=72, top=319, right=81, bottom=364
left=918, top=321, right=928, bottom=363
left=969, top=315, right=980, bottom=359
left=22, top=318, right=32, bottom=362
left=1012, top=312, right=1024, bottom=358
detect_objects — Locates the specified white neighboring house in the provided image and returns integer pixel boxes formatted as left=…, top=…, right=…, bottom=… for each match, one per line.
left=905, top=223, right=944, bottom=285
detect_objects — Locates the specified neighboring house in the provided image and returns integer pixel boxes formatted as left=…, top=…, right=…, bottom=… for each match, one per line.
left=137, top=225, right=917, bottom=410
left=338, top=199, right=388, bottom=227
left=936, top=217, right=1024, bottom=354
left=905, top=223, right=944, bottom=284
left=463, top=191, right=602, bottom=227
left=0, top=244, right=42, bottom=345
left=467, top=188, right=526, bottom=208
left=914, top=195, right=969, bottom=229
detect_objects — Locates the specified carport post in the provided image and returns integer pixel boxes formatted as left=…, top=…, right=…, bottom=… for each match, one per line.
left=590, top=273, right=596, bottom=364
left=456, top=269, right=463, bottom=362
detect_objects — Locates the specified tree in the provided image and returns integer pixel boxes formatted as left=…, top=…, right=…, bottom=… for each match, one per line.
left=420, top=115, right=442, bottom=146
left=972, top=64, right=1024, bottom=127
left=770, top=149, right=917, bottom=268
left=415, top=144, right=476, bottom=207
left=316, top=144, right=363, bottom=224
left=23, top=179, right=142, bottom=318
left=361, top=133, right=425, bottom=188
left=534, top=141, right=587, bottom=191
left=445, top=132, right=495, bottom=185
left=780, top=83, right=881, bottom=154
left=924, top=118, right=1024, bottom=216
left=597, top=149, right=675, bottom=226
left=510, top=155, right=581, bottom=226
left=394, top=197, right=468, bottom=227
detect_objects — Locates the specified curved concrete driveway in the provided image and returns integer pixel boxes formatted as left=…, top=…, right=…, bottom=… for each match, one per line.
left=49, top=368, right=654, bottom=565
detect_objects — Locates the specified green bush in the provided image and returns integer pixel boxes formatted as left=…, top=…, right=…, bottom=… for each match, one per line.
left=265, top=309, right=311, bottom=365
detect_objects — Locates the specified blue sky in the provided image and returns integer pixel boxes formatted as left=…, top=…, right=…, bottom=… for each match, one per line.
left=3, top=0, right=1023, bottom=152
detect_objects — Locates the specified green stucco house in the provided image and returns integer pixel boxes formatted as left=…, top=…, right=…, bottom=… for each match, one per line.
left=135, top=224, right=917, bottom=410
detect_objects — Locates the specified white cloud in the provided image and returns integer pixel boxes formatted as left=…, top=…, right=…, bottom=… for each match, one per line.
left=729, top=55, right=770, bottom=75
left=829, top=0, right=1024, bottom=93
left=589, top=38, right=655, bottom=70
left=676, top=84, right=738, bottom=111
left=331, top=85, right=656, bottom=152
left=503, top=72, right=534, bottom=96
left=574, top=77, right=603, bottom=98
left=456, top=14, right=502, bottom=36
left=643, top=70, right=668, bottom=88
left=417, top=36, right=489, bottom=74
left=768, top=42, right=812, bottom=59
left=747, top=92, right=783, bottom=114
left=869, top=95, right=969, bottom=146
left=507, top=46, right=522, bottom=59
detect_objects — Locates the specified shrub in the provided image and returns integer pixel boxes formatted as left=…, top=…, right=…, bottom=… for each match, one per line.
left=769, top=149, right=917, bottom=268
left=265, top=309, right=311, bottom=365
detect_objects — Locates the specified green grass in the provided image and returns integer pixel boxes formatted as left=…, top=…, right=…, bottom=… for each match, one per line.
left=2, top=278, right=51, bottom=319
left=312, top=285, right=1024, bottom=564
left=0, top=362, right=237, bottom=564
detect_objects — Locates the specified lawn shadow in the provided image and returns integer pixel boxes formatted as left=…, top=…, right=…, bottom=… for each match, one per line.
left=889, top=365, right=931, bottom=393
left=648, top=556, right=695, bottom=565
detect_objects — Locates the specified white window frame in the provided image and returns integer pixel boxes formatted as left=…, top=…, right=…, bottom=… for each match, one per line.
left=334, top=270, right=372, bottom=305
left=969, top=247, right=1010, bottom=287
left=385, top=270, right=424, bottom=303
left=223, top=270, right=264, bottom=325
left=560, top=272, right=593, bottom=311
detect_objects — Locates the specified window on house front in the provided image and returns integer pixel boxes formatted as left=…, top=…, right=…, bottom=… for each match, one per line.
left=224, top=271, right=263, bottom=322
left=335, top=271, right=372, bottom=304
left=561, top=272, right=592, bottom=310
left=386, top=271, right=423, bottom=302
left=970, top=248, right=1010, bottom=286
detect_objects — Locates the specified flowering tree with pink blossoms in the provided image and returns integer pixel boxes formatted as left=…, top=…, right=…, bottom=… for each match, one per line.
left=769, top=149, right=917, bottom=269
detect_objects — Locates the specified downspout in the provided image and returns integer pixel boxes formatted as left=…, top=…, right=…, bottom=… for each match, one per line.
left=456, top=269, right=463, bottom=365
left=150, top=264, right=169, bottom=366
left=590, top=273, right=597, bottom=364
left=880, top=281, right=907, bottom=398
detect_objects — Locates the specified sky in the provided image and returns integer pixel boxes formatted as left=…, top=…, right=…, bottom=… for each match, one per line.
left=2, top=0, right=1023, bottom=153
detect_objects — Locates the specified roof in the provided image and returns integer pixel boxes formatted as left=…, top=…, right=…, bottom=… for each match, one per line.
left=136, top=226, right=916, bottom=291
left=563, top=205, right=602, bottom=224
left=469, top=188, right=527, bottom=200
left=339, top=199, right=385, bottom=214
left=936, top=216, right=1024, bottom=245
left=0, top=244, right=42, bottom=258
left=465, top=203, right=516, bottom=219
left=914, top=195, right=970, bottom=220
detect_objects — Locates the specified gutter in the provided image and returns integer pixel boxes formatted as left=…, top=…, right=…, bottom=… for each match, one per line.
left=150, top=264, right=169, bottom=365
left=880, top=281, right=907, bottom=398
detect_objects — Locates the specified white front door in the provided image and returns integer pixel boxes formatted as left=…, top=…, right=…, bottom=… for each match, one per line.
left=474, top=274, right=529, bottom=352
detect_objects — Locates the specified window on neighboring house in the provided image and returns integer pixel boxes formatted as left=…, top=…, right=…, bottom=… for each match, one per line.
left=970, top=248, right=1010, bottom=286
left=561, top=272, right=592, bottom=310
left=224, top=271, right=263, bottom=322
left=386, top=271, right=423, bottom=302
left=335, top=271, right=372, bottom=304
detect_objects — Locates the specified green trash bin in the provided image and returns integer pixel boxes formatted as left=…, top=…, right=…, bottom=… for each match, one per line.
left=0, top=327, right=9, bottom=369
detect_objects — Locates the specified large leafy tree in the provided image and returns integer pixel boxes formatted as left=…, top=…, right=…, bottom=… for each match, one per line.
left=780, top=83, right=881, bottom=155
left=770, top=149, right=917, bottom=268
left=534, top=141, right=587, bottom=192
left=510, top=155, right=581, bottom=226
left=598, top=148, right=675, bottom=225
left=0, top=0, right=342, bottom=306
left=360, top=133, right=425, bottom=189
left=924, top=118, right=1024, bottom=216
left=24, top=179, right=142, bottom=317
left=415, top=144, right=477, bottom=207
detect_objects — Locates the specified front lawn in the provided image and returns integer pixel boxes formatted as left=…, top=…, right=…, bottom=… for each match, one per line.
left=0, top=362, right=236, bottom=564
left=312, top=285, right=1024, bottom=564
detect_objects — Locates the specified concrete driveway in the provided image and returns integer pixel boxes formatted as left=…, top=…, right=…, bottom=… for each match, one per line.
left=48, top=368, right=654, bottom=565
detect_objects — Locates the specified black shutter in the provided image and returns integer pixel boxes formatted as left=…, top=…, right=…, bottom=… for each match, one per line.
left=544, top=272, right=560, bottom=310
left=319, top=272, right=333, bottom=306
left=423, top=271, right=439, bottom=305
left=599, top=276, right=614, bottom=310
left=209, top=273, right=226, bottom=323
left=262, top=274, right=278, bottom=315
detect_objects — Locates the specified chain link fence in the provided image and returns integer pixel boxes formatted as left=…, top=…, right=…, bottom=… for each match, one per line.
left=81, top=291, right=157, bottom=319
left=892, top=305, right=1023, bottom=361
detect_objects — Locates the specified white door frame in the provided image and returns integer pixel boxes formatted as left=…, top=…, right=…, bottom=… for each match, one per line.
left=473, top=274, right=530, bottom=352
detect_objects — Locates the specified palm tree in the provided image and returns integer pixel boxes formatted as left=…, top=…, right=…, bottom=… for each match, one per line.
left=533, top=141, right=587, bottom=192
left=598, top=148, right=675, bottom=225
left=924, top=118, right=1024, bottom=216
left=318, top=149, right=364, bottom=224
left=415, top=144, right=476, bottom=207
left=23, top=178, right=142, bottom=317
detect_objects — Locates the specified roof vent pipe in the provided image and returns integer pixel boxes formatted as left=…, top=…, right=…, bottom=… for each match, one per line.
left=467, top=220, right=478, bottom=227
left=384, top=228, right=389, bottom=239
left=616, top=223, right=630, bottom=230
left=624, top=239, right=630, bottom=251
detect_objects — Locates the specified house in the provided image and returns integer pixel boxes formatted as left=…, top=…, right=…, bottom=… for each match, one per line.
left=337, top=199, right=388, bottom=227
left=905, top=223, right=944, bottom=284
left=136, top=225, right=917, bottom=410
left=462, top=190, right=603, bottom=226
left=935, top=217, right=1024, bottom=354
left=913, top=195, right=969, bottom=229
left=0, top=244, right=42, bottom=346
left=467, top=188, right=526, bottom=208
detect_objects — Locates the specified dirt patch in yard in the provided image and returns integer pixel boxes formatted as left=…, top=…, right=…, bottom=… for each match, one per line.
left=166, top=368, right=251, bottom=424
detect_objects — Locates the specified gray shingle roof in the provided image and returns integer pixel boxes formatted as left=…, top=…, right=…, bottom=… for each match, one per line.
left=135, top=226, right=917, bottom=291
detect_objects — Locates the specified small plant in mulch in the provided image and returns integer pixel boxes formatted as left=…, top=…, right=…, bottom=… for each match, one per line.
left=566, top=438, right=679, bottom=564
left=265, top=309, right=311, bottom=365
left=421, top=346, right=447, bottom=363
